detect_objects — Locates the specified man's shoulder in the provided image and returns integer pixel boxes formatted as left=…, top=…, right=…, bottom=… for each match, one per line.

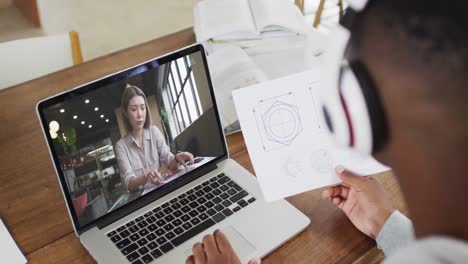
left=385, top=236, right=468, bottom=264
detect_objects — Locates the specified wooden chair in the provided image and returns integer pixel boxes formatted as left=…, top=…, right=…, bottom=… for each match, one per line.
left=0, top=30, right=83, bottom=90
left=313, top=0, right=344, bottom=27
left=295, top=0, right=344, bottom=28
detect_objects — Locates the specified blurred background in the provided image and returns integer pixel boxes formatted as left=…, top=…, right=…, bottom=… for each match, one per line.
left=0, top=0, right=196, bottom=60
left=0, top=0, right=340, bottom=61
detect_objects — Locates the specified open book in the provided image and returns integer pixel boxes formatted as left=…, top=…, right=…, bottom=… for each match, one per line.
left=194, top=0, right=308, bottom=42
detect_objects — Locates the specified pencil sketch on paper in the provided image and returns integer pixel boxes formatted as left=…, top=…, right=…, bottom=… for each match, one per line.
left=254, top=92, right=303, bottom=152
left=233, top=69, right=390, bottom=201
left=283, top=157, right=312, bottom=190
left=309, top=148, right=333, bottom=173
left=284, top=156, right=305, bottom=178
left=307, top=81, right=323, bottom=130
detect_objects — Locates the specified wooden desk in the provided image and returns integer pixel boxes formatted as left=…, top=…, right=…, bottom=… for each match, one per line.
left=0, top=28, right=407, bottom=263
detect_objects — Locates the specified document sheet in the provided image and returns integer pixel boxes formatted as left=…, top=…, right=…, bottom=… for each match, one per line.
left=233, top=69, right=389, bottom=201
left=0, top=218, right=26, bottom=264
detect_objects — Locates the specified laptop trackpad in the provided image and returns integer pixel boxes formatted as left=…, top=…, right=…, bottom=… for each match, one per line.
left=184, top=226, right=256, bottom=259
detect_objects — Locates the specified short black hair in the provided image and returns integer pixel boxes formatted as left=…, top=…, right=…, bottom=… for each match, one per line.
left=351, top=0, right=468, bottom=118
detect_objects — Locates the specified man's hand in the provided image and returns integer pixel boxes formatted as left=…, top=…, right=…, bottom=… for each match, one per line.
left=322, top=166, right=394, bottom=239
left=186, top=230, right=261, bottom=264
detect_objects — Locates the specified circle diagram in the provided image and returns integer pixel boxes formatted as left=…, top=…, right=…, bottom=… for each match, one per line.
left=262, top=101, right=302, bottom=146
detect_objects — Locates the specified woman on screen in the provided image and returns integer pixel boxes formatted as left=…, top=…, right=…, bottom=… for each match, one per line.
left=115, top=84, right=194, bottom=192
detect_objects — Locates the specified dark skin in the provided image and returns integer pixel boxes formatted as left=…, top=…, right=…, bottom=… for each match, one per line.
left=361, top=22, right=468, bottom=241
left=188, top=14, right=468, bottom=264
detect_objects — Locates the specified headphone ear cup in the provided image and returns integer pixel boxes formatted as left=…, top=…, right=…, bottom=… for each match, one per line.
left=320, top=69, right=352, bottom=149
left=339, top=66, right=373, bottom=153
left=348, top=61, right=388, bottom=153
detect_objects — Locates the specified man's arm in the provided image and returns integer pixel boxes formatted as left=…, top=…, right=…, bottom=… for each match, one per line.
left=376, top=210, right=415, bottom=256
left=322, top=166, right=414, bottom=256
left=186, top=166, right=415, bottom=264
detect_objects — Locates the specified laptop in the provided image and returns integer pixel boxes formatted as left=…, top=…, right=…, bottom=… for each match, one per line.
left=36, top=44, right=310, bottom=263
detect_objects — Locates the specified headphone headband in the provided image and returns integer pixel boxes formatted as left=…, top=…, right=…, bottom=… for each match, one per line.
left=318, top=2, right=388, bottom=154
left=346, top=0, right=369, bottom=11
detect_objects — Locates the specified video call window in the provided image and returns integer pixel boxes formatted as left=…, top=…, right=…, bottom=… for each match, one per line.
left=42, top=51, right=224, bottom=227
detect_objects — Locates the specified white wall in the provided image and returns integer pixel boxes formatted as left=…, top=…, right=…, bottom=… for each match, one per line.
left=36, top=0, right=196, bottom=60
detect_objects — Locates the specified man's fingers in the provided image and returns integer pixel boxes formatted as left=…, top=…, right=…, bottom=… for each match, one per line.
left=321, top=188, right=336, bottom=200
left=192, top=242, right=207, bottom=263
left=185, top=255, right=195, bottom=264
left=202, top=234, right=220, bottom=255
left=332, top=197, right=347, bottom=210
left=321, top=189, right=331, bottom=200
left=332, top=196, right=342, bottom=205
left=214, top=230, right=235, bottom=253
left=336, top=165, right=364, bottom=188
left=322, top=185, right=350, bottom=200
left=248, top=257, right=262, bottom=264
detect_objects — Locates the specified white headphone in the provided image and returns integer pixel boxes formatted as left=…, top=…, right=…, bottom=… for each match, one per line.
left=319, top=0, right=388, bottom=154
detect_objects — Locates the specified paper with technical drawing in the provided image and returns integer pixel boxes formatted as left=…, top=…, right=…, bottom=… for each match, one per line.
left=233, top=69, right=390, bottom=201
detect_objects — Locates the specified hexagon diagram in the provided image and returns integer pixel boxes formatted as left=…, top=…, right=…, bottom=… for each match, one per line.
left=254, top=92, right=303, bottom=151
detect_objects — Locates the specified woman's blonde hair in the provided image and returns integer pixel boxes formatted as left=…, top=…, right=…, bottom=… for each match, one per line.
left=121, top=84, right=152, bottom=132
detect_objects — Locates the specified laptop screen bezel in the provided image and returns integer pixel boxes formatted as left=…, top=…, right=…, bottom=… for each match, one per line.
left=36, top=44, right=228, bottom=235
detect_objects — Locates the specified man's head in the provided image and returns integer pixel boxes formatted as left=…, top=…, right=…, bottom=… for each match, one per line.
left=349, top=0, right=468, bottom=166
left=346, top=0, right=468, bottom=238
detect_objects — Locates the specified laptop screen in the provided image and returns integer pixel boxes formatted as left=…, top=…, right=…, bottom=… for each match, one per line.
left=37, top=45, right=227, bottom=231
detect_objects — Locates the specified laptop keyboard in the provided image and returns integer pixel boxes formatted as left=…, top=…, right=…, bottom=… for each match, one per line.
left=106, top=173, right=257, bottom=264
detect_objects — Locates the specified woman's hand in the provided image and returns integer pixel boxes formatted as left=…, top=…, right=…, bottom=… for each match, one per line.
left=322, top=166, right=394, bottom=239
left=175, top=152, right=194, bottom=169
left=145, top=170, right=164, bottom=185
left=186, top=230, right=260, bottom=264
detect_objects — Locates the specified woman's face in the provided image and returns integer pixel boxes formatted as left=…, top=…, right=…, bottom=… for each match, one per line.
left=126, top=95, right=146, bottom=131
